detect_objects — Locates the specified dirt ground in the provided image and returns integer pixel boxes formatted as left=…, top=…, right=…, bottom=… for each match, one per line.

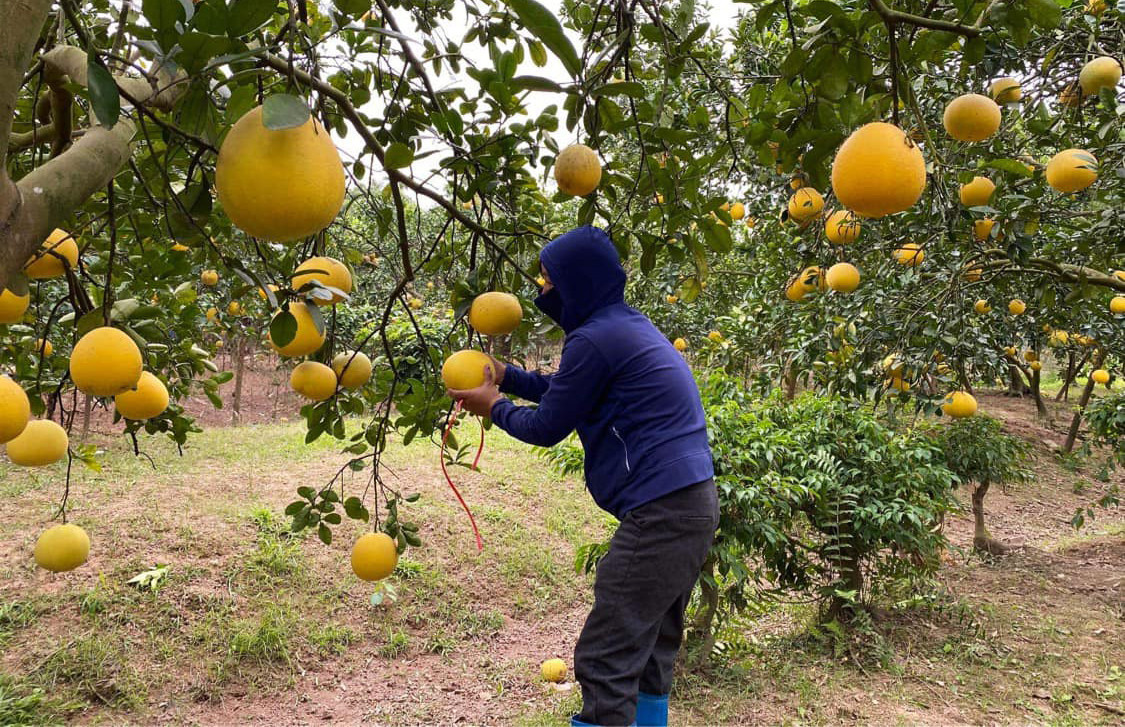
left=1, top=392, right=1122, bottom=726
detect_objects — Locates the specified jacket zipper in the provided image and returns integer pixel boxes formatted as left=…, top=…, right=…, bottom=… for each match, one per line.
left=611, top=426, right=631, bottom=472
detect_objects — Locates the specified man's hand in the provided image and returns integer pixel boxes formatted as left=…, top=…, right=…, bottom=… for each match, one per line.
left=447, top=363, right=504, bottom=418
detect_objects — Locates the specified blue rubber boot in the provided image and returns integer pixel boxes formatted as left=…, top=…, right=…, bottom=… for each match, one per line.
left=635, top=692, right=669, bottom=727
left=571, top=717, right=637, bottom=727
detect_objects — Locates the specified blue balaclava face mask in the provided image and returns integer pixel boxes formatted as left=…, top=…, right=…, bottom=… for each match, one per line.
left=533, top=226, right=626, bottom=333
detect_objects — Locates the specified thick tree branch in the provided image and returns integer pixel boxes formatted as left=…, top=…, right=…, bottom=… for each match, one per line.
left=867, top=0, right=982, bottom=37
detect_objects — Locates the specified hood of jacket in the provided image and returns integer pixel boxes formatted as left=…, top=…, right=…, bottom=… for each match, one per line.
left=535, top=226, right=626, bottom=333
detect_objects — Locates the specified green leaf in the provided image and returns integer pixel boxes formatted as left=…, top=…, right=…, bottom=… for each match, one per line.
left=1026, top=0, right=1062, bottom=29
left=317, top=522, right=332, bottom=545
left=528, top=39, right=547, bottom=67
left=86, top=54, right=120, bottom=128
left=510, top=75, right=565, bottom=93
left=982, top=158, right=1034, bottom=178
left=506, top=0, right=581, bottom=78
left=590, top=81, right=645, bottom=99
left=261, top=94, right=310, bottom=130
left=384, top=142, right=414, bottom=169
left=270, top=309, right=297, bottom=347
left=228, top=0, right=278, bottom=36
left=143, top=0, right=186, bottom=30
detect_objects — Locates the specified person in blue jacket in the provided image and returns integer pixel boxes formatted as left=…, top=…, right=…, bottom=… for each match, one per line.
left=447, top=226, right=719, bottom=727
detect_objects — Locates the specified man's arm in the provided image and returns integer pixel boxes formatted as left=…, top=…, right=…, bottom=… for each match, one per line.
left=490, top=334, right=611, bottom=447
left=498, top=362, right=552, bottom=403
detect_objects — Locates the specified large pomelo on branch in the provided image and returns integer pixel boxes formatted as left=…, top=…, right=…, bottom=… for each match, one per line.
left=959, top=176, right=995, bottom=207
left=0, top=288, right=30, bottom=324
left=24, top=229, right=79, bottom=279
left=114, top=371, right=169, bottom=420
left=351, top=532, right=398, bottom=581
left=5, top=419, right=68, bottom=466
left=830, top=122, right=926, bottom=218
left=786, top=188, right=824, bottom=222
left=824, top=210, right=860, bottom=245
left=215, top=104, right=345, bottom=242
left=943, top=94, right=1001, bottom=142
left=290, top=361, right=338, bottom=402
left=468, top=292, right=523, bottom=336
left=0, top=375, right=30, bottom=444
left=34, top=523, right=90, bottom=573
left=1045, top=149, right=1098, bottom=193
left=332, top=351, right=372, bottom=389
left=442, top=350, right=493, bottom=390
left=268, top=302, right=325, bottom=357
left=70, top=327, right=144, bottom=397
left=554, top=144, right=602, bottom=197
left=941, top=391, right=978, bottom=418
left=1078, top=56, right=1121, bottom=96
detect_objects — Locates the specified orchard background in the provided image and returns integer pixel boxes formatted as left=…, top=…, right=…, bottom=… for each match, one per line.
left=1, top=0, right=1123, bottom=724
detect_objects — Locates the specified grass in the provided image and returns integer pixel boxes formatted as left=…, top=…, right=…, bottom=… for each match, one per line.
left=1, top=415, right=1122, bottom=724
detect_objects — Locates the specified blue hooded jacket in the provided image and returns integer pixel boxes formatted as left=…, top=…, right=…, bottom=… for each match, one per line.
left=489, top=226, right=714, bottom=520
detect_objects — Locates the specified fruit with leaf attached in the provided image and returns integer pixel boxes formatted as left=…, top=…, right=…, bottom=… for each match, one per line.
left=114, top=371, right=170, bottom=420
left=554, top=144, right=602, bottom=197
left=830, top=122, right=926, bottom=218
left=70, top=327, right=143, bottom=397
left=290, top=361, right=337, bottom=401
left=941, top=391, right=978, bottom=418
left=974, top=299, right=991, bottom=315
left=34, top=523, right=90, bottom=572
left=268, top=302, right=325, bottom=357
left=24, top=229, right=78, bottom=279
left=469, top=292, right=523, bottom=336
left=943, top=94, right=1001, bottom=142
left=824, top=210, right=860, bottom=244
left=989, top=77, right=1022, bottom=103
left=1046, top=149, right=1098, bottom=193
left=332, top=351, right=373, bottom=390
left=786, top=188, right=824, bottom=222
left=893, top=243, right=925, bottom=267
left=292, top=256, right=352, bottom=305
left=215, top=104, right=346, bottom=242
left=351, top=532, right=398, bottom=582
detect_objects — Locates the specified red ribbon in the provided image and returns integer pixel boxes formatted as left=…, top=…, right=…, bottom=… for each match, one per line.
left=440, top=399, right=484, bottom=551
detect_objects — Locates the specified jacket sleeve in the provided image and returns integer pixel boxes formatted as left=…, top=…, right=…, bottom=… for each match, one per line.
left=490, top=334, right=612, bottom=447
left=498, top=362, right=552, bottom=403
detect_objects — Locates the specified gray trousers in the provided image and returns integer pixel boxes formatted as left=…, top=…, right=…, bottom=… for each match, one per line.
left=574, top=479, right=719, bottom=726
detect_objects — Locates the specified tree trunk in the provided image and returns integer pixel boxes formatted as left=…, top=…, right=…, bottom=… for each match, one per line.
left=1030, top=370, right=1049, bottom=421
left=80, top=392, right=92, bottom=440
left=1006, top=364, right=1026, bottom=397
left=971, top=479, right=1007, bottom=555
left=783, top=365, right=797, bottom=400
left=690, top=555, right=720, bottom=666
left=231, top=335, right=245, bottom=425
left=1063, top=350, right=1105, bottom=454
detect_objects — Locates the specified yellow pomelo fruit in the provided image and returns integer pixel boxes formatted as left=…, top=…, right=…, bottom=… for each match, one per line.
left=1078, top=56, right=1121, bottom=96
left=785, top=282, right=807, bottom=302
left=5, top=419, right=68, bottom=466
left=541, top=659, right=567, bottom=683
left=1030, top=361, right=1042, bottom=372
left=963, top=266, right=983, bottom=282
left=707, top=330, right=723, bottom=342
left=35, top=339, right=52, bottom=356
left=229, top=301, right=244, bottom=316
left=825, top=262, right=860, bottom=293
left=1048, top=330, right=1069, bottom=347
left=973, top=218, right=995, bottom=241
left=0, top=375, right=31, bottom=444
left=554, top=144, right=602, bottom=197
left=70, top=327, right=143, bottom=397
left=893, top=243, right=924, bottom=267
left=290, top=361, right=337, bottom=401
left=258, top=283, right=280, bottom=300
left=888, top=376, right=910, bottom=392
left=830, top=122, right=926, bottom=218
left=170, top=243, right=190, bottom=252
left=1086, top=0, right=1107, bottom=16
left=0, top=288, right=30, bottom=324
left=268, top=302, right=325, bottom=357
left=729, top=202, right=745, bottom=220
left=989, top=77, right=1022, bottom=103
left=824, top=210, right=860, bottom=245
left=332, top=351, right=372, bottom=390
left=1112, top=296, right=1125, bottom=314
left=1092, top=369, right=1110, bottom=384
left=974, top=299, right=991, bottom=314
left=1024, top=350, right=1038, bottom=362
left=1046, top=149, right=1098, bottom=193
left=206, top=307, right=218, bottom=321
left=201, top=269, right=219, bottom=286
left=350, top=532, right=398, bottom=582
left=941, top=391, right=978, bottom=418
left=1008, top=299, right=1026, bottom=316
left=114, top=371, right=169, bottom=420
left=34, top=523, right=90, bottom=572
left=786, top=188, right=824, bottom=222
left=407, top=297, right=423, bottom=310
left=883, top=354, right=904, bottom=376
left=468, top=292, right=523, bottom=336
left=291, top=256, right=352, bottom=305
left=24, top=229, right=79, bottom=279
left=1113, top=270, right=1125, bottom=282
left=441, top=349, right=493, bottom=390
left=673, top=337, right=688, bottom=352
left=943, top=94, right=1002, bottom=142
left=959, top=176, right=995, bottom=207
left=665, top=294, right=678, bottom=304
left=1004, top=346, right=1017, bottom=357
left=215, top=104, right=345, bottom=242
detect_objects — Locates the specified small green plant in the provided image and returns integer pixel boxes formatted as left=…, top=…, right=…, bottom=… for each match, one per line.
left=932, top=416, right=1030, bottom=555
left=0, top=675, right=82, bottom=725
left=541, top=435, right=584, bottom=476
left=379, top=630, right=410, bottom=658
left=228, top=606, right=295, bottom=665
